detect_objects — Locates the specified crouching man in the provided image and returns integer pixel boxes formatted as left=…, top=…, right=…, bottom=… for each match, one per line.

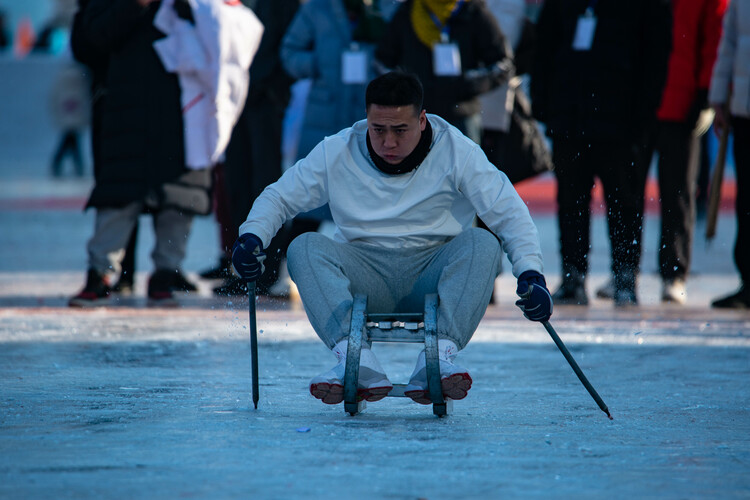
left=232, top=71, right=552, bottom=406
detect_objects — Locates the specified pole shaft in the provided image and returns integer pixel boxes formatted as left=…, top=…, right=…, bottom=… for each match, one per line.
left=542, top=321, right=611, bottom=419
left=248, top=282, right=259, bottom=409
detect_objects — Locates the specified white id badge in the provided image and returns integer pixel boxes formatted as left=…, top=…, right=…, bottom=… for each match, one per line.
left=433, top=42, right=462, bottom=76
left=572, top=14, right=597, bottom=51
left=341, top=49, right=368, bottom=84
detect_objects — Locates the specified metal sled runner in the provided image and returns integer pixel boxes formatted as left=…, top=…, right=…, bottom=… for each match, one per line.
left=344, top=293, right=452, bottom=417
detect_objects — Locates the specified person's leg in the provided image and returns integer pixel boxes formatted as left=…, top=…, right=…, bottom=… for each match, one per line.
left=286, top=232, right=395, bottom=403
left=87, top=202, right=142, bottom=278
left=113, top=223, right=138, bottom=293
left=553, top=139, right=594, bottom=303
left=712, top=117, right=750, bottom=307
left=732, top=117, right=750, bottom=287
left=411, top=228, right=502, bottom=349
left=286, top=232, right=394, bottom=348
left=657, top=120, right=698, bottom=286
left=71, top=202, right=141, bottom=306
left=151, top=208, right=193, bottom=272
left=596, top=141, right=643, bottom=305
left=148, top=208, right=194, bottom=303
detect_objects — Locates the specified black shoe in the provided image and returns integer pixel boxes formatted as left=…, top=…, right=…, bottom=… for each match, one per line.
left=199, top=257, right=231, bottom=280
left=711, top=287, right=750, bottom=309
left=147, top=270, right=178, bottom=307
left=614, top=288, right=638, bottom=308
left=69, top=269, right=111, bottom=307
left=171, top=271, right=198, bottom=292
left=213, top=276, right=248, bottom=296
left=552, top=273, right=588, bottom=306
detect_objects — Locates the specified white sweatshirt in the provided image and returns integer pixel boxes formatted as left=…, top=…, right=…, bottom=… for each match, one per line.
left=240, top=114, right=543, bottom=278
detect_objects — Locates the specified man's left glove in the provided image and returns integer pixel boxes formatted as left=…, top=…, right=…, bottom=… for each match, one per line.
left=515, top=270, right=553, bottom=322
left=231, top=233, right=266, bottom=282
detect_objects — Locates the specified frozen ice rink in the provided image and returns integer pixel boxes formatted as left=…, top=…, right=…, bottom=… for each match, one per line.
left=1, top=56, right=748, bottom=499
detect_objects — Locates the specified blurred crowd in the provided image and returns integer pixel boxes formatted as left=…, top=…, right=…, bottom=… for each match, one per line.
left=6, top=0, right=747, bottom=310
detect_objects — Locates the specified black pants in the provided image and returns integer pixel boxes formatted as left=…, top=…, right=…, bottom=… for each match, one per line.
left=731, top=116, right=750, bottom=285
left=223, top=98, right=287, bottom=292
left=553, top=139, right=643, bottom=284
left=653, top=119, right=702, bottom=281
left=51, top=130, right=83, bottom=176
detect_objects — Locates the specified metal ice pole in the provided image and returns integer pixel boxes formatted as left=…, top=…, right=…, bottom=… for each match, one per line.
left=542, top=321, right=612, bottom=420
left=248, top=281, right=259, bottom=409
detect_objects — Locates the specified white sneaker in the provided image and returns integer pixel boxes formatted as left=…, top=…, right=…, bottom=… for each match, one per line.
left=309, top=340, right=392, bottom=405
left=404, top=339, right=472, bottom=405
left=662, top=279, right=687, bottom=304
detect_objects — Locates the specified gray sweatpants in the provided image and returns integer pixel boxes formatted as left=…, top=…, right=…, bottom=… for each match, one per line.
left=286, top=228, right=502, bottom=350
left=87, top=201, right=193, bottom=278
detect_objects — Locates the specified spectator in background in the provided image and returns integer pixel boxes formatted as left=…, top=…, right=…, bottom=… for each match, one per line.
left=531, top=0, right=672, bottom=307
left=205, top=0, right=301, bottom=298
left=709, top=0, right=750, bottom=309
left=374, top=0, right=512, bottom=145
left=49, top=61, right=89, bottom=177
left=0, top=10, right=10, bottom=50
left=596, top=0, right=728, bottom=305
left=244, top=0, right=398, bottom=296
left=68, top=0, right=213, bottom=307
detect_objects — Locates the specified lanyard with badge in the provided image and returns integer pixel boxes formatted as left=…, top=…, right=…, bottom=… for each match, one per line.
left=572, top=0, right=598, bottom=51
left=342, top=41, right=368, bottom=84
left=431, top=0, right=464, bottom=76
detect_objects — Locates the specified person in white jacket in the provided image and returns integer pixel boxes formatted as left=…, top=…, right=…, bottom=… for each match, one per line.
left=232, top=71, right=553, bottom=406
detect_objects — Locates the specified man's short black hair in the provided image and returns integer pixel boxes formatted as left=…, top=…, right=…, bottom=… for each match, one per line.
left=366, top=71, right=424, bottom=113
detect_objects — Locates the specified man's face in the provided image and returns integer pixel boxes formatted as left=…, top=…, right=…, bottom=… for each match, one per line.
left=366, top=104, right=427, bottom=165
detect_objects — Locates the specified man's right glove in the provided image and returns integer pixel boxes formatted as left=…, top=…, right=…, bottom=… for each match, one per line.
left=231, top=233, right=266, bottom=282
left=515, top=270, right=553, bottom=322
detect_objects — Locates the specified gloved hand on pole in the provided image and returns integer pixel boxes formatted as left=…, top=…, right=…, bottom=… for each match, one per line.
left=515, top=270, right=553, bottom=322
left=232, top=233, right=266, bottom=282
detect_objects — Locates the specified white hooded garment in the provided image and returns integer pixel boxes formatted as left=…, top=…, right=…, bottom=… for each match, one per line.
left=153, top=0, right=264, bottom=169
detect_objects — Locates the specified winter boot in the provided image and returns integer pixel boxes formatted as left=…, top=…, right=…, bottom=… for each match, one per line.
left=552, top=269, right=588, bottom=305
left=309, top=340, right=392, bottom=405
left=147, top=269, right=178, bottom=307
left=69, top=269, right=111, bottom=307
left=404, top=339, right=472, bottom=404
left=614, top=271, right=638, bottom=308
left=711, top=286, right=750, bottom=309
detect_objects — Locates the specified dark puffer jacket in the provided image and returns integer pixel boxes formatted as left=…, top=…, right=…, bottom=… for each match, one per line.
left=75, top=0, right=212, bottom=214
left=375, top=0, right=510, bottom=124
left=531, top=0, right=672, bottom=144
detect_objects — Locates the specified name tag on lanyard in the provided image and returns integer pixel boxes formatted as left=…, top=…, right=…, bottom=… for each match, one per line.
left=342, top=44, right=368, bottom=84
left=572, top=8, right=597, bottom=51
left=433, top=34, right=462, bottom=76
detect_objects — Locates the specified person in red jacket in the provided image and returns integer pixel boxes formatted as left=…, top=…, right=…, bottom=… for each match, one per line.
left=596, top=0, right=727, bottom=305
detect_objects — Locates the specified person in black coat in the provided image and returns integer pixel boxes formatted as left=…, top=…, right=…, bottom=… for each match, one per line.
left=69, top=0, right=212, bottom=307
left=375, top=0, right=511, bottom=144
left=531, top=0, right=671, bottom=307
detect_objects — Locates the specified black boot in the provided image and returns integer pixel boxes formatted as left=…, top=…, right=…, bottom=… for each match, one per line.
left=614, top=271, right=638, bottom=308
left=69, top=269, right=111, bottom=307
left=711, top=286, right=750, bottom=309
left=552, top=269, right=588, bottom=305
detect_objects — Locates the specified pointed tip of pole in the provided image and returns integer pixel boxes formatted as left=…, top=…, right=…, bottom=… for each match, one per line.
left=253, top=401, right=258, bottom=410
left=605, top=410, right=613, bottom=420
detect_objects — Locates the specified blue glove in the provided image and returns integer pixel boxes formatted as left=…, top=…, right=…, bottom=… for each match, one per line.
left=231, top=233, right=266, bottom=282
left=515, top=270, right=553, bottom=322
